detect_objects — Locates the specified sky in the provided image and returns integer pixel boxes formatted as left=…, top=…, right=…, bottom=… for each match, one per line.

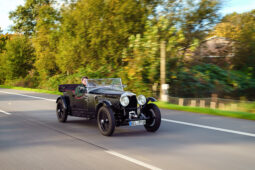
left=0, top=0, right=255, bottom=33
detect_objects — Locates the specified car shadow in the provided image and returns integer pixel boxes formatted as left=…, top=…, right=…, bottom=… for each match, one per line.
left=66, top=119, right=97, bottom=127
left=65, top=118, right=159, bottom=137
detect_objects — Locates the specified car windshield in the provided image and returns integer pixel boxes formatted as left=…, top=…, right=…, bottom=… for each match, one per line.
left=86, top=78, right=124, bottom=91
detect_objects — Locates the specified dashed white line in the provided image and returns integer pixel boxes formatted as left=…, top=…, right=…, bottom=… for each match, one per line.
left=0, top=109, right=11, bottom=115
left=106, top=150, right=162, bottom=170
left=0, top=108, right=162, bottom=170
left=162, top=118, right=255, bottom=137
left=0, top=90, right=162, bottom=170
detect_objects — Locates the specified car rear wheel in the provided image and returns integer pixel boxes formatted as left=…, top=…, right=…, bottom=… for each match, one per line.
left=56, top=99, right=68, bottom=122
left=97, top=106, right=115, bottom=136
left=144, top=103, right=161, bottom=132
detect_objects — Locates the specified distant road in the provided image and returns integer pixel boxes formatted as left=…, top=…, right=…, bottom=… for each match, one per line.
left=0, top=88, right=255, bottom=170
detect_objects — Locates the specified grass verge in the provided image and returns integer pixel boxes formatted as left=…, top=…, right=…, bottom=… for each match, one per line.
left=1, top=85, right=254, bottom=121
left=0, top=85, right=62, bottom=95
left=155, top=101, right=255, bottom=121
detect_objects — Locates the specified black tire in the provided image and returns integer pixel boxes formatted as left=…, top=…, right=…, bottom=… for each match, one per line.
left=97, top=106, right=115, bottom=136
left=56, top=99, right=68, bottom=122
left=144, top=103, right=161, bottom=132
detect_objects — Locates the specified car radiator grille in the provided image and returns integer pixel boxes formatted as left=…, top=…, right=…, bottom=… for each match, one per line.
left=127, top=95, right=137, bottom=108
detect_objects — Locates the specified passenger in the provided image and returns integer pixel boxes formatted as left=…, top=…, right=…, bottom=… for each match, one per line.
left=75, top=76, right=88, bottom=97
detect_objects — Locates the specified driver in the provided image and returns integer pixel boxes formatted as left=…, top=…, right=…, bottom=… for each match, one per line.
left=75, top=76, right=88, bottom=97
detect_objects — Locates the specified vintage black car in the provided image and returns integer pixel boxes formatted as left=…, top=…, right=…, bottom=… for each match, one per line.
left=56, top=78, right=161, bottom=136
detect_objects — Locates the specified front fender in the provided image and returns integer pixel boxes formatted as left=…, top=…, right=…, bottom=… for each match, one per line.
left=146, top=97, right=157, bottom=104
left=99, top=100, right=112, bottom=106
left=96, top=100, right=112, bottom=113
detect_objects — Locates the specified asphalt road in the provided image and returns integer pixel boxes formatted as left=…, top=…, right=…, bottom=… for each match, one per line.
left=0, top=88, right=255, bottom=170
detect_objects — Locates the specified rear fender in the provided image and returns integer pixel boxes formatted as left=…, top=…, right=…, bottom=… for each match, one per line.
left=56, top=96, right=69, bottom=110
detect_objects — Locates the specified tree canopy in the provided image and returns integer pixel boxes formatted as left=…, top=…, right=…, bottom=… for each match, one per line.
left=210, top=10, right=255, bottom=76
left=1, top=0, right=254, bottom=100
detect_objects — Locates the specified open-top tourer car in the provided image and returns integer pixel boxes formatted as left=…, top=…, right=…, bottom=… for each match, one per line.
left=56, top=78, right=161, bottom=136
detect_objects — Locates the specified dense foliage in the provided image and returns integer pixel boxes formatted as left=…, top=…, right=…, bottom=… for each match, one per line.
left=210, top=10, right=255, bottom=77
left=170, top=64, right=255, bottom=100
left=0, top=0, right=254, bottom=100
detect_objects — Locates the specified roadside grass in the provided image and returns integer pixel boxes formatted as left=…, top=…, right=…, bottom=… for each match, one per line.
left=1, top=85, right=254, bottom=121
left=155, top=101, right=255, bottom=121
left=0, top=85, right=62, bottom=95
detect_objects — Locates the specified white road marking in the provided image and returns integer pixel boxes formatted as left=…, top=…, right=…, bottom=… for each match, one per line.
left=1, top=90, right=255, bottom=138
left=0, top=110, right=165, bottom=170
left=0, top=90, right=55, bottom=102
left=162, top=118, right=255, bottom=137
left=0, top=109, right=11, bottom=115
left=106, top=150, right=162, bottom=170
left=1, top=89, right=255, bottom=168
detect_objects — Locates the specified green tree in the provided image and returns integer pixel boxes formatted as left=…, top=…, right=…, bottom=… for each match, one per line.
left=0, top=30, right=10, bottom=83
left=56, top=0, right=157, bottom=75
left=1, top=35, right=35, bottom=80
left=163, top=0, right=221, bottom=54
left=211, top=10, right=255, bottom=77
left=120, top=0, right=221, bottom=94
left=121, top=18, right=185, bottom=95
left=32, top=1, right=60, bottom=80
left=0, top=29, right=10, bottom=53
left=9, top=0, right=57, bottom=36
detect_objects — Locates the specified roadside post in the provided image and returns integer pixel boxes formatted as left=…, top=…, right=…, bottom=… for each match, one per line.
left=161, top=84, right=169, bottom=102
left=160, top=40, right=169, bottom=102
left=179, top=98, right=184, bottom=106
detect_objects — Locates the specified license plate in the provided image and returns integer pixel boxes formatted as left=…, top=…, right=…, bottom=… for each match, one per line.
left=129, top=120, right=146, bottom=126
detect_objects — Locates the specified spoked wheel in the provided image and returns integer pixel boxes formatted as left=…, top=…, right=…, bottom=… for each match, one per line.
left=97, top=106, right=115, bottom=136
left=56, top=99, right=68, bottom=122
left=144, top=103, right=161, bottom=132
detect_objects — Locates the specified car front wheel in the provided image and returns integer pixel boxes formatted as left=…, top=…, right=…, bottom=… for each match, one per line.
left=56, top=99, right=68, bottom=122
left=144, top=103, right=161, bottom=132
left=97, top=106, right=115, bottom=136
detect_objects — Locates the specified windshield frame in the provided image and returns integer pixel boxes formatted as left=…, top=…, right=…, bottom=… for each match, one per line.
left=86, top=78, right=124, bottom=92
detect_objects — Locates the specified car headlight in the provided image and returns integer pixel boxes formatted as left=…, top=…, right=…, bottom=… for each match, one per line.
left=137, top=95, right=146, bottom=105
left=120, top=95, right=129, bottom=107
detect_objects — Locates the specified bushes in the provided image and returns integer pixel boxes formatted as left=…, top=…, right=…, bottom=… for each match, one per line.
left=230, top=71, right=255, bottom=100
left=169, top=64, right=255, bottom=100
left=4, top=70, right=39, bottom=88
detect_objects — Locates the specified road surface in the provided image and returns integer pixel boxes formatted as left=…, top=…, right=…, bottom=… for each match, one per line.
left=0, top=88, right=255, bottom=170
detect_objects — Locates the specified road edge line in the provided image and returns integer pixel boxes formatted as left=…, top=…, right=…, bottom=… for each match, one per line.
left=0, top=90, right=55, bottom=102
left=1, top=90, right=255, bottom=137
left=162, top=118, right=255, bottom=137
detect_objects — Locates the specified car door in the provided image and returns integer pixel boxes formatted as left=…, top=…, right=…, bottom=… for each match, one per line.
left=74, top=94, right=88, bottom=112
left=70, top=91, right=89, bottom=116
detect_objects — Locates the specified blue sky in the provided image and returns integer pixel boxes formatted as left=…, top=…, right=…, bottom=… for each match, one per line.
left=0, top=0, right=255, bottom=33
left=221, top=0, right=255, bottom=14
